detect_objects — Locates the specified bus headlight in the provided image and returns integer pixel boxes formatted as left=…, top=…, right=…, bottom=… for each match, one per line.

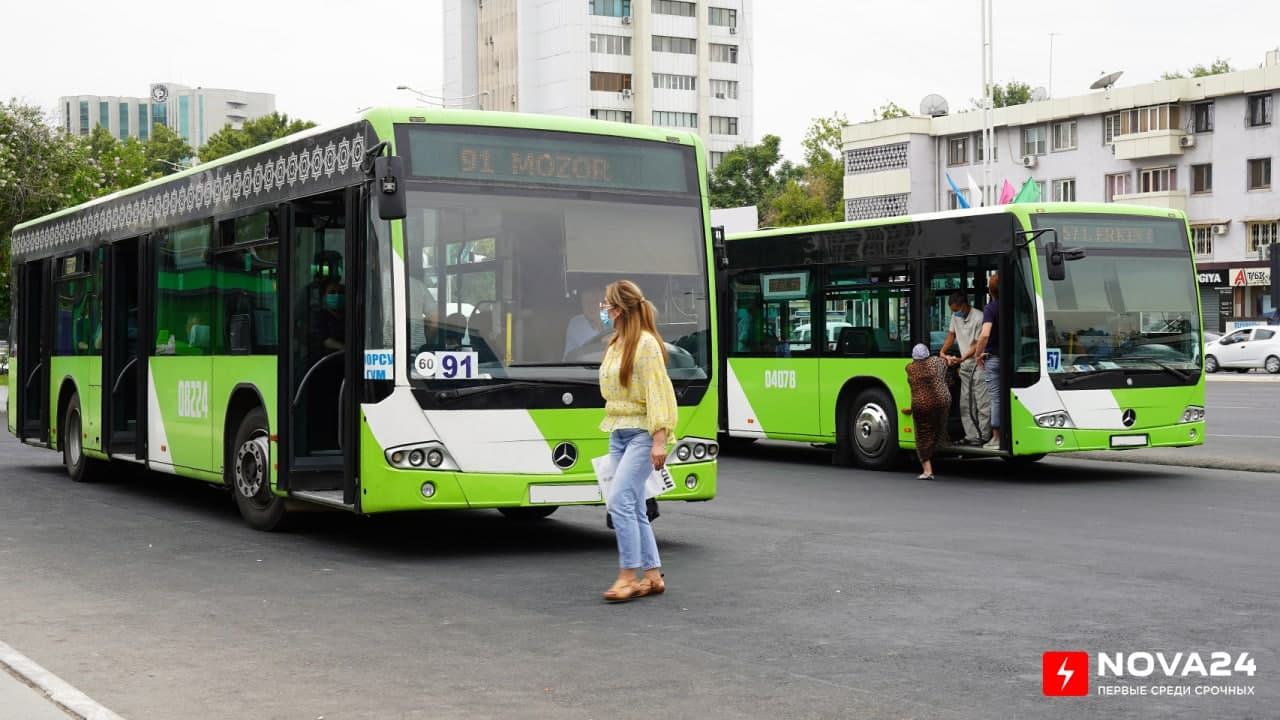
left=386, top=442, right=457, bottom=471
left=670, top=438, right=718, bottom=464
left=692, top=444, right=707, bottom=460
left=408, top=450, right=425, bottom=467
left=1180, top=406, right=1205, bottom=423
left=675, top=445, right=692, bottom=462
left=1035, top=411, right=1072, bottom=428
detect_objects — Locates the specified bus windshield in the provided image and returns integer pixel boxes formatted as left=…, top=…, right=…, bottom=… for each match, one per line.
left=1030, top=213, right=1200, bottom=385
left=403, top=189, right=710, bottom=389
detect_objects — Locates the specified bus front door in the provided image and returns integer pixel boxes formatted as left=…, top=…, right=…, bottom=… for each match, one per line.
left=105, top=238, right=143, bottom=459
left=16, top=259, right=52, bottom=445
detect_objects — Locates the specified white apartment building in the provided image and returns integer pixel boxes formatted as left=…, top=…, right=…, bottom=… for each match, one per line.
left=443, top=0, right=754, bottom=169
left=59, top=83, right=276, bottom=150
left=842, top=51, right=1280, bottom=329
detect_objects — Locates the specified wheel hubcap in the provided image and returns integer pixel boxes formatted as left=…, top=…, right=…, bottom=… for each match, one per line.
left=1268, top=357, right=1279, bottom=373
left=67, top=410, right=82, bottom=467
left=853, top=403, right=889, bottom=457
left=235, top=432, right=270, bottom=502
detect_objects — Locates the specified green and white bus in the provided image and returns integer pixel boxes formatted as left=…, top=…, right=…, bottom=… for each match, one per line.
left=720, top=203, right=1205, bottom=467
left=6, top=108, right=718, bottom=530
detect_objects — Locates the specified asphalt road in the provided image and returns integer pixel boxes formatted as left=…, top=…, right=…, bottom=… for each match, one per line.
left=0, top=431, right=1276, bottom=720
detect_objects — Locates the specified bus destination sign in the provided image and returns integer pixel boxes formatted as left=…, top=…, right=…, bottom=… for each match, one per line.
left=458, top=147, right=615, bottom=184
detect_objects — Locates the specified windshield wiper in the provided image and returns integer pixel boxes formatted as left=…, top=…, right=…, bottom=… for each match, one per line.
left=1061, top=368, right=1126, bottom=387
left=508, top=362, right=600, bottom=368
left=1118, top=356, right=1191, bottom=382
left=432, top=377, right=598, bottom=402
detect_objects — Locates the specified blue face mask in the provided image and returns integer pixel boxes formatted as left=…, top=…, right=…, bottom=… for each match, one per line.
left=953, top=310, right=965, bottom=318
left=599, top=309, right=612, bottom=328
left=326, top=294, right=343, bottom=311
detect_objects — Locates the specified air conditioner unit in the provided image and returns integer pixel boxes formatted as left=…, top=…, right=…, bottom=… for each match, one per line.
left=1021, top=154, right=1037, bottom=168
left=621, top=88, right=633, bottom=98
left=1212, top=223, right=1228, bottom=236
left=729, top=26, right=737, bottom=34
left=621, top=15, right=631, bottom=24
left=715, top=92, right=726, bottom=99
left=1179, top=134, right=1196, bottom=148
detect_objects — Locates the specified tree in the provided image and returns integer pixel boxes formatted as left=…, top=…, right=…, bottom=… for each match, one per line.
left=1161, top=58, right=1234, bottom=80
left=198, top=112, right=316, bottom=162
left=873, top=101, right=910, bottom=120
left=83, top=126, right=153, bottom=194
left=709, top=134, right=789, bottom=211
left=770, top=113, right=846, bottom=226
left=145, top=124, right=195, bottom=176
left=971, top=80, right=1032, bottom=109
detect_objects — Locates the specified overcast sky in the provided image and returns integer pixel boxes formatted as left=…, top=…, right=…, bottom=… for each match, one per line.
left=4, top=1, right=1279, bottom=162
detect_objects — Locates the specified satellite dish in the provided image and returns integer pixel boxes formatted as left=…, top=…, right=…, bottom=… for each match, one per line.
left=1030, top=86, right=1048, bottom=102
left=919, top=94, right=949, bottom=117
left=1090, top=71, right=1124, bottom=90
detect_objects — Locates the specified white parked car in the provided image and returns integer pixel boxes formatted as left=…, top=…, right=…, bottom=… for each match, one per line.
left=1204, top=326, right=1280, bottom=374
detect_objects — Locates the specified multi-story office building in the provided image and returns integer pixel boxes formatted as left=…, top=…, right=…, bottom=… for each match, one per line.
left=842, top=51, right=1280, bottom=328
left=443, top=0, right=753, bottom=169
left=59, top=83, right=276, bottom=150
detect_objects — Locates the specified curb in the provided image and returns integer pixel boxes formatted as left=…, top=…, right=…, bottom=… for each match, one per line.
left=1059, top=451, right=1280, bottom=474
left=0, top=640, right=125, bottom=720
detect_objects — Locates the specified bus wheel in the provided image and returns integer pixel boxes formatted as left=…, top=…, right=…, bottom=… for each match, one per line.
left=499, top=507, right=558, bottom=521
left=64, top=392, right=102, bottom=483
left=845, top=388, right=897, bottom=470
left=1204, top=355, right=1218, bottom=373
left=230, top=408, right=287, bottom=531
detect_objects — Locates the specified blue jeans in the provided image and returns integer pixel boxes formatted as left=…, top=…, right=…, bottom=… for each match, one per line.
left=607, top=428, right=661, bottom=571
left=984, top=354, right=1002, bottom=430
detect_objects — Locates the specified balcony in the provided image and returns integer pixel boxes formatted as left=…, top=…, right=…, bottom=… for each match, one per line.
left=1112, top=189, right=1186, bottom=212
left=1112, top=129, right=1187, bottom=160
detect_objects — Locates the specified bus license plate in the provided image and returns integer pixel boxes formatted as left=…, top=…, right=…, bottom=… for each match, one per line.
left=1110, top=435, right=1149, bottom=448
left=529, top=484, right=602, bottom=504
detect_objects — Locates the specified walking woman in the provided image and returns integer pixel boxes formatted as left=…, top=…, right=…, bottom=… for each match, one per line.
left=905, top=343, right=951, bottom=479
left=598, top=280, right=678, bottom=602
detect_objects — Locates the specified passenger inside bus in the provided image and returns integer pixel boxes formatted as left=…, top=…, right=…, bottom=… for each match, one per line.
left=307, top=283, right=345, bottom=361
left=563, top=286, right=606, bottom=359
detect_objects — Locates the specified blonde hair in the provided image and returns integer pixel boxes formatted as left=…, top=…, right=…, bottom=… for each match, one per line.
left=605, top=280, right=666, bottom=387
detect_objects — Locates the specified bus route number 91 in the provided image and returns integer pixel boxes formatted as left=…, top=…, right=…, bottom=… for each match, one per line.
left=413, top=351, right=478, bottom=380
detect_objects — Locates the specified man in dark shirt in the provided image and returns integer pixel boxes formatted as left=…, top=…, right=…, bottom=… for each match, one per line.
left=973, top=272, right=1001, bottom=450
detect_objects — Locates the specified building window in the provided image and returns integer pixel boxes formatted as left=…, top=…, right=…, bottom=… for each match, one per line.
left=1193, top=102, right=1214, bottom=133
left=709, top=115, right=738, bottom=135
left=118, top=104, right=130, bottom=140
left=139, top=105, right=149, bottom=141
left=151, top=102, right=167, bottom=131
left=590, top=33, right=632, bottom=56
left=947, top=136, right=968, bottom=166
left=709, top=151, right=725, bottom=170
left=708, top=7, right=738, bottom=26
left=1119, top=104, right=1180, bottom=135
left=653, top=0, right=695, bottom=16
left=590, top=0, right=631, bottom=16
left=1103, top=113, right=1121, bottom=144
left=590, top=72, right=632, bottom=92
left=1192, top=164, right=1213, bottom=194
left=1052, top=178, right=1076, bottom=202
left=98, top=101, right=109, bottom=129
left=1190, top=226, right=1214, bottom=257
left=1105, top=172, right=1131, bottom=202
left=709, top=78, right=738, bottom=99
left=652, top=35, right=696, bottom=54
left=1248, top=158, right=1272, bottom=190
left=1248, top=221, right=1277, bottom=256
left=590, top=109, right=633, bottom=123
left=178, top=96, right=190, bottom=141
left=653, top=111, right=697, bottom=128
left=1139, top=166, right=1177, bottom=193
left=709, top=43, right=738, bottom=63
left=845, top=142, right=908, bottom=175
left=974, top=131, right=996, bottom=161
left=64, top=102, right=71, bottom=133
left=654, top=73, right=697, bottom=91
left=1021, top=126, right=1047, bottom=156
left=1247, top=93, right=1273, bottom=127
left=1051, top=120, right=1077, bottom=151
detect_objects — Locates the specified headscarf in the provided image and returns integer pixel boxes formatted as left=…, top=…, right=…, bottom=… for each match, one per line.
left=911, top=343, right=930, bottom=361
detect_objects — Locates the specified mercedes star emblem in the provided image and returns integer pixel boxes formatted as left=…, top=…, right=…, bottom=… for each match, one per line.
left=552, top=442, right=578, bottom=470
left=1121, top=409, right=1137, bottom=427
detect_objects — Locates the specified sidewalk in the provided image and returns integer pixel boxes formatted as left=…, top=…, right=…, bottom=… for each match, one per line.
left=0, top=640, right=125, bottom=720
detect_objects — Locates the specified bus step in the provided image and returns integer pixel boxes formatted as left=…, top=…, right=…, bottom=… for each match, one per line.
left=290, top=490, right=352, bottom=510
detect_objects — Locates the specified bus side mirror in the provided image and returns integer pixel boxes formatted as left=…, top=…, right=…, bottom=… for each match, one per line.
left=374, top=156, right=407, bottom=221
left=1046, top=239, right=1085, bottom=281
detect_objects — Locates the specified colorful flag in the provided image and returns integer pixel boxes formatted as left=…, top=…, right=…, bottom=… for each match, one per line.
left=967, top=173, right=984, bottom=207
left=946, top=173, right=969, bottom=209
left=998, top=179, right=1016, bottom=204
left=1012, top=177, right=1041, bottom=203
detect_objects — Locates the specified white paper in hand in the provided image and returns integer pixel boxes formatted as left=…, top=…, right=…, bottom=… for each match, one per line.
left=592, top=455, right=675, bottom=502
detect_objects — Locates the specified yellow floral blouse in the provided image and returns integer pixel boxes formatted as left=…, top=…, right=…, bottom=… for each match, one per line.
left=599, top=332, right=678, bottom=439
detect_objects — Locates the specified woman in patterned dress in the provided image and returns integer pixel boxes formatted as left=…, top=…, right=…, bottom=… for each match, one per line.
left=906, top=343, right=951, bottom=479
left=597, top=280, right=679, bottom=602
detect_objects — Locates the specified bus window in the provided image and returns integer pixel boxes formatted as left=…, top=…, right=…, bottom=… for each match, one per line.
left=730, top=270, right=814, bottom=356
left=824, top=264, right=912, bottom=357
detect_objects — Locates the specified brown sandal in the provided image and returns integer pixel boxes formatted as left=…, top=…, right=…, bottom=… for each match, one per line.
left=603, top=579, right=649, bottom=603
left=644, top=574, right=665, bottom=595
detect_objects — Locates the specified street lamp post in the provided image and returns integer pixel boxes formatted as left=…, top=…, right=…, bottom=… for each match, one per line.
left=396, top=85, right=489, bottom=110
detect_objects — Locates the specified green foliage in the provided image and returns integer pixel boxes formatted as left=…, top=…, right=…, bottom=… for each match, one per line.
left=972, top=80, right=1033, bottom=109
left=709, top=134, right=788, bottom=211
left=198, top=112, right=316, bottom=162
left=1161, top=58, right=1234, bottom=80
left=145, top=124, right=195, bottom=176
left=873, top=101, right=910, bottom=120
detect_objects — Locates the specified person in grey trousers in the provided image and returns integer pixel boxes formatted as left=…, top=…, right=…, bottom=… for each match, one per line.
left=940, top=290, right=991, bottom=446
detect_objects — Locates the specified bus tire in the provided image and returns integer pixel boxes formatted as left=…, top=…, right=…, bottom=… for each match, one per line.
left=229, top=407, right=288, bottom=531
left=64, top=392, right=102, bottom=483
left=499, top=506, right=558, bottom=521
left=844, top=387, right=898, bottom=471
left=1204, top=355, right=1218, bottom=373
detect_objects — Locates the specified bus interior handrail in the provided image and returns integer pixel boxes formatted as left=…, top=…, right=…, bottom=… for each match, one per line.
left=111, top=357, right=138, bottom=396
left=291, top=350, right=345, bottom=409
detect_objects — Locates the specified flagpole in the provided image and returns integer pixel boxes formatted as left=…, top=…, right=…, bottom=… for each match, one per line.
left=980, top=0, right=993, bottom=207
